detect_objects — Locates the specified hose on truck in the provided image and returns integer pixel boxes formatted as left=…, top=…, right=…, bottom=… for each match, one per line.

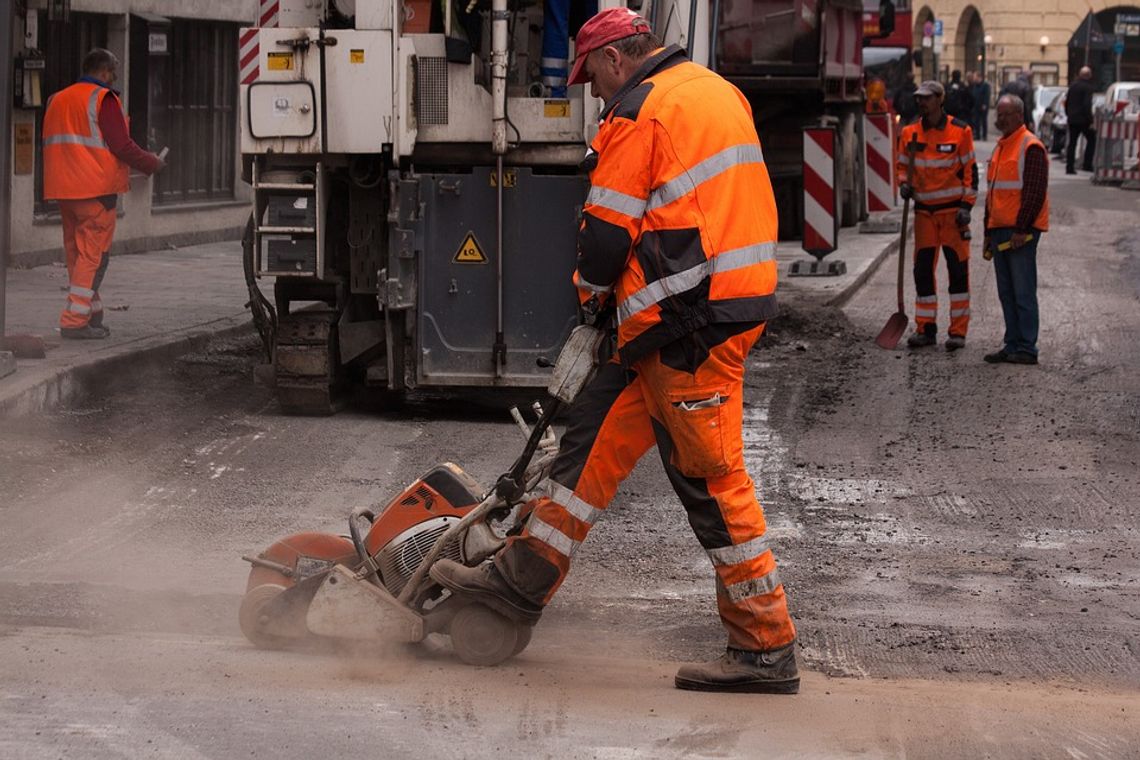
left=242, top=214, right=277, bottom=363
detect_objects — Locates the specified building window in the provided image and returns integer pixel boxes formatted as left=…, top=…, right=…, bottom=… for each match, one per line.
left=34, top=12, right=109, bottom=215
left=151, top=20, right=238, bottom=205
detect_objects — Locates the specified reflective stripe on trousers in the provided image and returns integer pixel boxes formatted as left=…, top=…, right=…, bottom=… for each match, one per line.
left=495, top=324, right=796, bottom=651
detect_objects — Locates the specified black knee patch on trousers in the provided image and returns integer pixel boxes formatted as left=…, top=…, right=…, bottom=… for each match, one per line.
left=650, top=416, right=731, bottom=549
left=496, top=541, right=562, bottom=604
left=913, top=248, right=937, bottom=295
left=550, top=361, right=634, bottom=489
left=92, top=252, right=111, bottom=292
left=944, top=246, right=969, bottom=294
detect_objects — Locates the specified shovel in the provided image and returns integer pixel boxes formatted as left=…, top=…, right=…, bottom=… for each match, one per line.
left=875, top=134, right=918, bottom=349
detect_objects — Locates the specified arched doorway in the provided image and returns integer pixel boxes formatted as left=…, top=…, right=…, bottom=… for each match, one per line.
left=957, top=6, right=985, bottom=79
left=913, top=5, right=935, bottom=81
left=1068, top=5, right=1140, bottom=89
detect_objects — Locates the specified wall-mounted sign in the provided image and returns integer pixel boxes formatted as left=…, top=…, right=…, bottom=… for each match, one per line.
left=14, top=123, right=34, bottom=175
left=149, top=32, right=168, bottom=54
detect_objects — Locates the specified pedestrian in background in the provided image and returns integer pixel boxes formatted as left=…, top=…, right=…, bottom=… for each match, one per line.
left=893, top=73, right=919, bottom=124
left=1000, top=71, right=1034, bottom=131
left=984, top=95, right=1048, bottom=365
left=42, top=48, right=166, bottom=340
left=430, top=8, right=799, bottom=694
left=970, top=71, right=991, bottom=140
left=944, top=70, right=974, bottom=123
left=1064, top=65, right=1097, bottom=175
left=896, top=81, right=978, bottom=352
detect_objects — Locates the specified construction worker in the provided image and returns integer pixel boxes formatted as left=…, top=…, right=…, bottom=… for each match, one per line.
left=431, top=8, right=798, bottom=693
left=983, top=94, right=1049, bottom=365
left=42, top=48, right=165, bottom=339
left=897, top=80, right=978, bottom=351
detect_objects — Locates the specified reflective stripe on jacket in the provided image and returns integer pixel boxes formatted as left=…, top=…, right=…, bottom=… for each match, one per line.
left=575, top=45, right=779, bottom=364
left=42, top=82, right=130, bottom=200
left=896, top=115, right=978, bottom=212
left=985, top=125, right=1050, bottom=232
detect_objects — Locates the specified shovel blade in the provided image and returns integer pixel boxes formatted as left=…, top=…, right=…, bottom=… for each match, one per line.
left=875, top=312, right=908, bottom=350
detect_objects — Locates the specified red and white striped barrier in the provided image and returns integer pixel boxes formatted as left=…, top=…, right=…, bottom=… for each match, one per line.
left=259, top=0, right=280, bottom=28
left=240, top=1, right=281, bottom=86
left=1092, top=113, right=1140, bottom=184
left=863, top=114, right=896, bottom=212
left=239, top=29, right=259, bottom=85
left=802, top=127, right=838, bottom=257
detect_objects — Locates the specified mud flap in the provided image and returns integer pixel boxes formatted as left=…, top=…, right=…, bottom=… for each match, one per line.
left=305, top=565, right=425, bottom=643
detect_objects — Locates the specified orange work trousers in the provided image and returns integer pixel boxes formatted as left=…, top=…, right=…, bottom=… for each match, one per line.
left=58, top=198, right=116, bottom=329
left=495, top=323, right=797, bottom=652
left=913, top=209, right=970, bottom=338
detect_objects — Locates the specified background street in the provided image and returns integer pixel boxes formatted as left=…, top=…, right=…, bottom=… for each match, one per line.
left=2, top=155, right=1138, bottom=758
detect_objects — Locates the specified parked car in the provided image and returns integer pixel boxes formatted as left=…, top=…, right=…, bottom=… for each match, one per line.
left=1101, top=82, right=1140, bottom=116
left=1032, top=85, right=1066, bottom=133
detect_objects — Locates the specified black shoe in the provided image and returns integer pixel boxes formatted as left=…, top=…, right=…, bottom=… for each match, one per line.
left=429, top=559, right=543, bottom=625
left=61, top=325, right=110, bottom=340
left=945, top=335, right=966, bottom=352
left=907, top=331, right=937, bottom=348
left=675, top=644, right=800, bottom=694
left=1007, top=351, right=1038, bottom=365
left=983, top=349, right=1009, bottom=363
left=1065, top=168, right=1077, bottom=175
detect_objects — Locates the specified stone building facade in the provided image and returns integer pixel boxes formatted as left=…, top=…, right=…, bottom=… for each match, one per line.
left=912, top=1, right=1140, bottom=91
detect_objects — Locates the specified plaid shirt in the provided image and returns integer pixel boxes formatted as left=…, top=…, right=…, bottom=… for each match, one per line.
left=1015, top=144, right=1048, bottom=232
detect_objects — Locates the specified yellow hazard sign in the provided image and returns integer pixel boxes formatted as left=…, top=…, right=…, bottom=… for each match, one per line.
left=544, top=99, right=570, bottom=118
left=267, top=52, right=294, bottom=71
left=454, top=232, right=487, bottom=263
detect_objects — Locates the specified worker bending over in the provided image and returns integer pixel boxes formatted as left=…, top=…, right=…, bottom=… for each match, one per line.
left=431, top=7, right=799, bottom=694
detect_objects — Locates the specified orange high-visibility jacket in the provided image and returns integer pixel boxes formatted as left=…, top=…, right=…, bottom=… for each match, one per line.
left=896, top=115, right=978, bottom=213
left=985, top=125, right=1050, bottom=232
left=42, top=81, right=130, bottom=200
left=574, top=45, right=779, bottom=363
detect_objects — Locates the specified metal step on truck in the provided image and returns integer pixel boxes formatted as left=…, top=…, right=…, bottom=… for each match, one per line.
left=239, top=0, right=867, bottom=414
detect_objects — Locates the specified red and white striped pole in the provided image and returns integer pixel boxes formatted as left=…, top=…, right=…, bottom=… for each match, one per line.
left=863, top=113, right=896, bottom=212
left=802, top=127, right=838, bottom=258
left=239, top=0, right=280, bottom=87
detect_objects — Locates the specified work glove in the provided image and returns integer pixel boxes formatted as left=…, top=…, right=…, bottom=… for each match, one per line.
left=955, top=208, right=971, bottom=228
left=899, top=182, right=913, bottom=200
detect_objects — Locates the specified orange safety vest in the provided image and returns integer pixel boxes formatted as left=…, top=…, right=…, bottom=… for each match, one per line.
left=574, top=46, right=778, bottom=362
left=42, top=81, right=130, bottom=200
left=896, top=115, right=977, bottom=212
left=985, top=125, right=1049, bottom=232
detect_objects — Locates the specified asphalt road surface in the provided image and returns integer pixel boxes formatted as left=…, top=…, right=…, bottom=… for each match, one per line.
left=1, top=156, right=1137, bottom=758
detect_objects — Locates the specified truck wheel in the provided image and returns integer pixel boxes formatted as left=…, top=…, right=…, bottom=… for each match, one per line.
left=449, top=603, right=519, bottom=666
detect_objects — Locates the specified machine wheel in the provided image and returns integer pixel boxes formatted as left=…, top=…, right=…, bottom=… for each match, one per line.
left=512, top=624, right=533, bottom=657
left=239, top=583, right=292, bottom=650
left=449, top=603, right=519, bottom=666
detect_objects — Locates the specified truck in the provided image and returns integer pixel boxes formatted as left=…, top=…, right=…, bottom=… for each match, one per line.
left=239, top=0, right=869, bottom=414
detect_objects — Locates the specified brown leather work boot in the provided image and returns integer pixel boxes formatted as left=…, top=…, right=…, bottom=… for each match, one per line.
left=429, top=559, right=543, bottom=625
left=675, top=643, right=800, bottom=694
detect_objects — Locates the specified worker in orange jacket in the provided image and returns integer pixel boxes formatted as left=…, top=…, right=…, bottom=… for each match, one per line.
left=896, top=80, right=978, bottom=351
left=431, top=8, right=799, bottom=694
left=42, top=48, right=165, bottom=339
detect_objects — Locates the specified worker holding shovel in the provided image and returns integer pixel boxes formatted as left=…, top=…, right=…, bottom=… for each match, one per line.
left=895, top=81, right=978, bottom=351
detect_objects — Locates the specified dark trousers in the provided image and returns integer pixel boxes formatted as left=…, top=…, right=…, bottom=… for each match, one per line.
left=989, top=228, right=1040, bottom=356
left=1066, top=123, right=1096, bottom=172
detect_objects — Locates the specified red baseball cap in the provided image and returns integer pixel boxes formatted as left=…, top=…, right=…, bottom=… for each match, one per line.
left=567, top=8, right=653, bottom=87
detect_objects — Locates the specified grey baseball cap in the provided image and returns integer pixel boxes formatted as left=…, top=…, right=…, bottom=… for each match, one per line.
left=915, top=80, right=944, bottom=98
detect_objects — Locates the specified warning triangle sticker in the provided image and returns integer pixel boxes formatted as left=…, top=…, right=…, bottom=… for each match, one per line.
left=454, top=232, right=487, bottom=263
